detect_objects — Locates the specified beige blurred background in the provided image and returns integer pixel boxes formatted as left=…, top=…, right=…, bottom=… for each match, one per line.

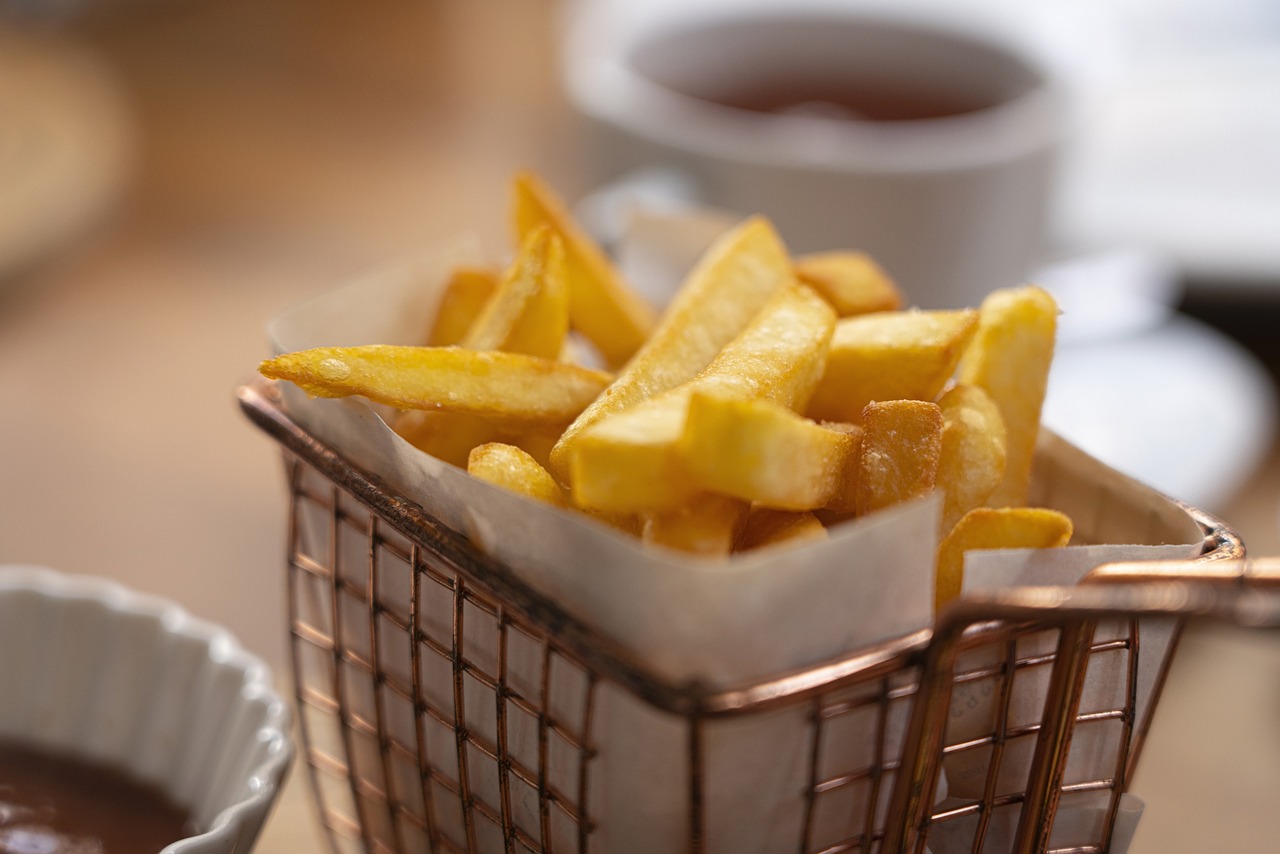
left=0, top=1, right=1276, bottom=851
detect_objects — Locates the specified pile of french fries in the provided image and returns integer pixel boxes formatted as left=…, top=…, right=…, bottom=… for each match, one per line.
left=261, top=172, right=1072, bottom=612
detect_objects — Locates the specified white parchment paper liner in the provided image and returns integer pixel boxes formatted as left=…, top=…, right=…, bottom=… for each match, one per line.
left=268, top=216, right=1208, bottom=853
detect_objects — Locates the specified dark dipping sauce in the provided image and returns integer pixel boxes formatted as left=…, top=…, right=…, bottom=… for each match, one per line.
left=0, top=740, right=194, bottom=854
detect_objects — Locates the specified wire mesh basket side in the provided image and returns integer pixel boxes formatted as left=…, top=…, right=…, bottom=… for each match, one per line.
left=895, top=619, right=1146, bottom=854
left=283, top=449, right=1164, bottom=854
left=239, top=379, right=1242, bottom=854
left=288, top=455, right=601, bottom=853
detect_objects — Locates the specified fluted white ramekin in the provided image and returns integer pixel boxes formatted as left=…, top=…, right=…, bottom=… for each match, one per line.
left=0, top=565, right=294, bottom=853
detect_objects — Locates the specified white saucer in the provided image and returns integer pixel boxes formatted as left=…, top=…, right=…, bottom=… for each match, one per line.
left=1043, top=313, right=1275, bottom=514
left=0, top=26, right=134, bottom=284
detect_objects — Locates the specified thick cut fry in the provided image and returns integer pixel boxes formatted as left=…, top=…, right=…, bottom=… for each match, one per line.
left=462, top=225, right=569, bottom=359
left=856, top=400, right=943, bottom=517
left=794, top=251, right=903, bottom=316
left=571, top=402, right=703, bottom=509
left=259, top=345, right=611, bottom=425
left=935, top=507, right=1072, bottom=613
left=936, top=384, right=1007, bottom=534
left=427, top=266, right=499, bottom=346
left=736, top=508, right=829, bottom=552
left=957, top=286, right=1057, bottom=507
left=512, top=171, right=656, bottom=368
left=819, top=422, right=865, bottom=515
left=395, top=410, right=561, bottom=469
left=583, top=508, right=644, bottom=537
left=506, top=427, right=560, bottom=470
left=680, top=392, right=857, bottom=510
left=807, top=309, right=979, bottom=423
left=395, top=410, right=501, bottom=468
left=548, top=216, right=796, bottom=483
left=467, top=443, right=568, bottom=508
left=409, top=230, right=571, bottom=464
left=641, top=494, right=749, bottom=557
left=569, top=284, right=837, bottom=512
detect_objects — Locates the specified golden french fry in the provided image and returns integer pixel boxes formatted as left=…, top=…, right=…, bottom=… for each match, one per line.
left=408, top=229, right=572, bottom=465
left=679, top=392, right=857, bottom=510
left=395, top=410, right=501, bottom=468
left=936, top=384, right=1008, bottom=534
left=794, top=251, right=903, bottom=316
left=855, top=399, right=943, bottom=517
left=736, top=507, right=829, bottom=552
left=571, top=402, right=702, bottom=510
left=569, top=284, right=836, bottom=512
left=467, top=443, right=568, bottom=508
left=807, top=309, right=979, bottom=423
left=462, top=225, right=569, bottom=359
left=267, top=172, right=1078, bottom=566
left=641, top=494, right=749, bottom=557
left=395, top=410, right=561, bottom=470
left=504, top=426, right=561, bottom=470
left=935, top=506, right=1072, bottom=613
left=427, top=266, right=499, bottom=346
left=819, top=421, right=865, bottom=515
left=512, top=171, right=656, bottom=368
left=957, top=286, right=1057, bottom=507
left=259, top=345, right=611, bottom=425
left=582, top=508, right=644, bottom=537
left=548, top=215, right=796, bottom=483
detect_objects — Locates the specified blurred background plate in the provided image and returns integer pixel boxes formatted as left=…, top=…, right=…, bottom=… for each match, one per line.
left=1037, top=248, right=1277, bottom=514
left=0, top=24, right=134, bottom=284
left=1045, top=312, right=1276, bottom=514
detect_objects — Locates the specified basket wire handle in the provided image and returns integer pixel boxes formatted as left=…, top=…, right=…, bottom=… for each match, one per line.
left=1085, top=556, right=1280, bottom=593
left=882, top=562, right=1280, bottom=853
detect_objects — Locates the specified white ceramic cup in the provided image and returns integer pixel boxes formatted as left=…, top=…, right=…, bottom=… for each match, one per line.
left=0, top=566, right=294, bottom=854
left=562, top=3, right=1068, bottom=309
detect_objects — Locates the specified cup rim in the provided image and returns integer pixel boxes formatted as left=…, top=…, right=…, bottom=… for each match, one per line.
left=564, top=6, right=1068, bottom=174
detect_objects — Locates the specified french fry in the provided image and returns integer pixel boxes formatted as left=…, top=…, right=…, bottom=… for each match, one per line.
left=936, top=384, right=1007, bottom=534
left=427, top=266, right=499, bottom=346
left=462, top=225, right=568, bottom=359
left=505, top=426, right=561, bottom=470
left=262, top=173, right=1079, bottom=582
left=641, top=494, right=749, bottom=557
left=583, top=508, right=644, bottom=538
left=259, top=345, right=611, bottom=425
left=395, top=410, right=561, bottom=470
left=736, top=507, right=829, bottom=552
left=407, top=227, right=571, bottom=467
left=512, top=171, right=656, bottom=368
left=467, top=442, right=568, bottom=508
left=569, top=284, right=836, bottom=513
left=935, top=506, right=1072, bottom=613
left=855, top=399, right=943, bottom=517
left=395, top=410, right=501, bottom=468
left=794, top=251, right=903, bottom=316
left=957, top=286, right=1057, bottom=507
left=806, top=309, right=979, bottom=422
left=815, top=422, right=865, bottom=515
left=548, top=216, right=796, bottom=483
left=679, top=392, right=857, bottom=510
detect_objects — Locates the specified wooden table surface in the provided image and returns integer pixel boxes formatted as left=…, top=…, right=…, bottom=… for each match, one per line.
left=0, top=1, right=1276, bottom=851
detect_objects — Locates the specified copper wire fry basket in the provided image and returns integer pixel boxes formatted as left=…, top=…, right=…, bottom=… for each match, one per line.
left=239, top=378, right=1272, bottom=854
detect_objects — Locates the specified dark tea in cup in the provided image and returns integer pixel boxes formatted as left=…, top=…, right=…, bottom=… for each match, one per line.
left=627, top=13, right=1045, bottom=127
